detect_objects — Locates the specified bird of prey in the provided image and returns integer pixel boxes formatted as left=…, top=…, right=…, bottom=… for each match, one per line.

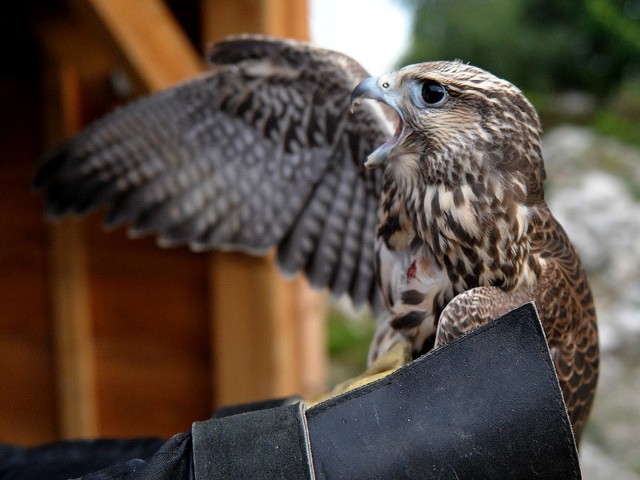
left=34, top=35, right=598, bottom=442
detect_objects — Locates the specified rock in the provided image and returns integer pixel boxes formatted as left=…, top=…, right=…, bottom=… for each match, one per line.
left=542, top=125, right=640, bottom=477
left=581, top=442, right=640, bottom=480
left=544, top=127, right=640, bottom=352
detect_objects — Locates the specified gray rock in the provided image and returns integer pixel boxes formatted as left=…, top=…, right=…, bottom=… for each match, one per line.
left=581, top=442, right=640, bottom=480
left=542, top=125, right=640, bottom=476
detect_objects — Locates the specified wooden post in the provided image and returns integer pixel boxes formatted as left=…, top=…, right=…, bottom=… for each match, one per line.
left=201, top=0, right=309, bottom=42
left=203, top=0, right=328, bottom=406
left=69, top=0, right=205, bottom=92
left=43, top=62, right=99, bottom=439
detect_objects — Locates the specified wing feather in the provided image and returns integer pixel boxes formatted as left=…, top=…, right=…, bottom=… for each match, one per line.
left=34, top=35, right=392, bottom=310
left=330, top=167, right=366, bottom=298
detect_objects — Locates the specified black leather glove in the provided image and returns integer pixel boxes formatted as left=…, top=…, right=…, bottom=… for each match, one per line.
left=1, top=303, right=581, bottom=480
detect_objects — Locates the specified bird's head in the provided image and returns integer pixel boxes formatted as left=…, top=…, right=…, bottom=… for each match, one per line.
left=351, top=61, right=546, bottom=203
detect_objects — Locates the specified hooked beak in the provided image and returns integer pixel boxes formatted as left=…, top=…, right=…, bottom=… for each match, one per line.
left=351, top=75, right=407, bottom=169
left=350, top=77, right=385, bottom=113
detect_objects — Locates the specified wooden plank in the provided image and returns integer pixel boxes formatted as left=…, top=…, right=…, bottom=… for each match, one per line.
left=0, top=338, right=57, bottom=444
left=294, top=277, right=328, bottom=396
left=69, top=0, right=205, bottom=92
left=209, top=253, right=295, bottom=404
left=0, top=75, right=57, bottom=445
left=202, top=0, right=310, bottom=42
left=262, top=0, right=310, bottom=40
left=201, top=0, right=263, bottom=39
left=86, top=217, right=214, bottom=432
left=209, top=254, right=327, bottom=404
left=95, top=341, right=211, bottom=437
left=44, top=64, right=99, bottom=438
left=49, top=220, right=98, bottom=439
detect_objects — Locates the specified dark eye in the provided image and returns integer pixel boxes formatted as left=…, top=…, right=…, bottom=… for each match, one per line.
left=421, top=80, right=447, bottom=105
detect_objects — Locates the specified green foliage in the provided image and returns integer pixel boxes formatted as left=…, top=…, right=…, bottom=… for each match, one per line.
left=398, top=0, right=640, bottom=93
left=595, top=109, right=640, bottom=147
left=586, top=0, right=640, bottom=51
left=327, top=307, right=375, bottom=379
left=327, top=308, right=374, bottom=356
left=592, top=73, right=640, bottom=149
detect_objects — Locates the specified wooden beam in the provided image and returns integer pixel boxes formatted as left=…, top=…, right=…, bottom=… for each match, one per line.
left=49, top=219, right=98, bottom=438
left=293, top=277, right=328, bottom=396
left=209, top=261, right=327, bottom=405
left=202, top=0, right=309, bottom=43
left=209, top=253, right=290, bottom=403
left=44, top=62, right=99, bottom=439
left=69, top=0, right=205, bottom=92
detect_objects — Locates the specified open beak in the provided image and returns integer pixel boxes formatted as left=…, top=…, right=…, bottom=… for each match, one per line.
left=350, top=77, right=386, bottom=113
left=350, top=75, right=407, bottom=169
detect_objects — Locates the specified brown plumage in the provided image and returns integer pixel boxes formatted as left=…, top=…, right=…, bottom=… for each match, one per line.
left=352, top=61, right=598, bottom=441
left=34, top=36, right=597, bottom=442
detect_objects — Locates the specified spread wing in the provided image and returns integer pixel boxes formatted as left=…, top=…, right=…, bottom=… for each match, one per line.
left=34, top=35, right=393, bottom=311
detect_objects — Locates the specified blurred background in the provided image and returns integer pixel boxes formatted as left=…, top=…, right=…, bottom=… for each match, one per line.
left=1, top=0, right=639, bottom=478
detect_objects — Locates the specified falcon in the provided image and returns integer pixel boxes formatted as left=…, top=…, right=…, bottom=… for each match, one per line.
left=34, top=35, right=598, bottom=442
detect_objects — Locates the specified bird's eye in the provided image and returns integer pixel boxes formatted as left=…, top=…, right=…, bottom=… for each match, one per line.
left=421, top=80, right=447, bottom=106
